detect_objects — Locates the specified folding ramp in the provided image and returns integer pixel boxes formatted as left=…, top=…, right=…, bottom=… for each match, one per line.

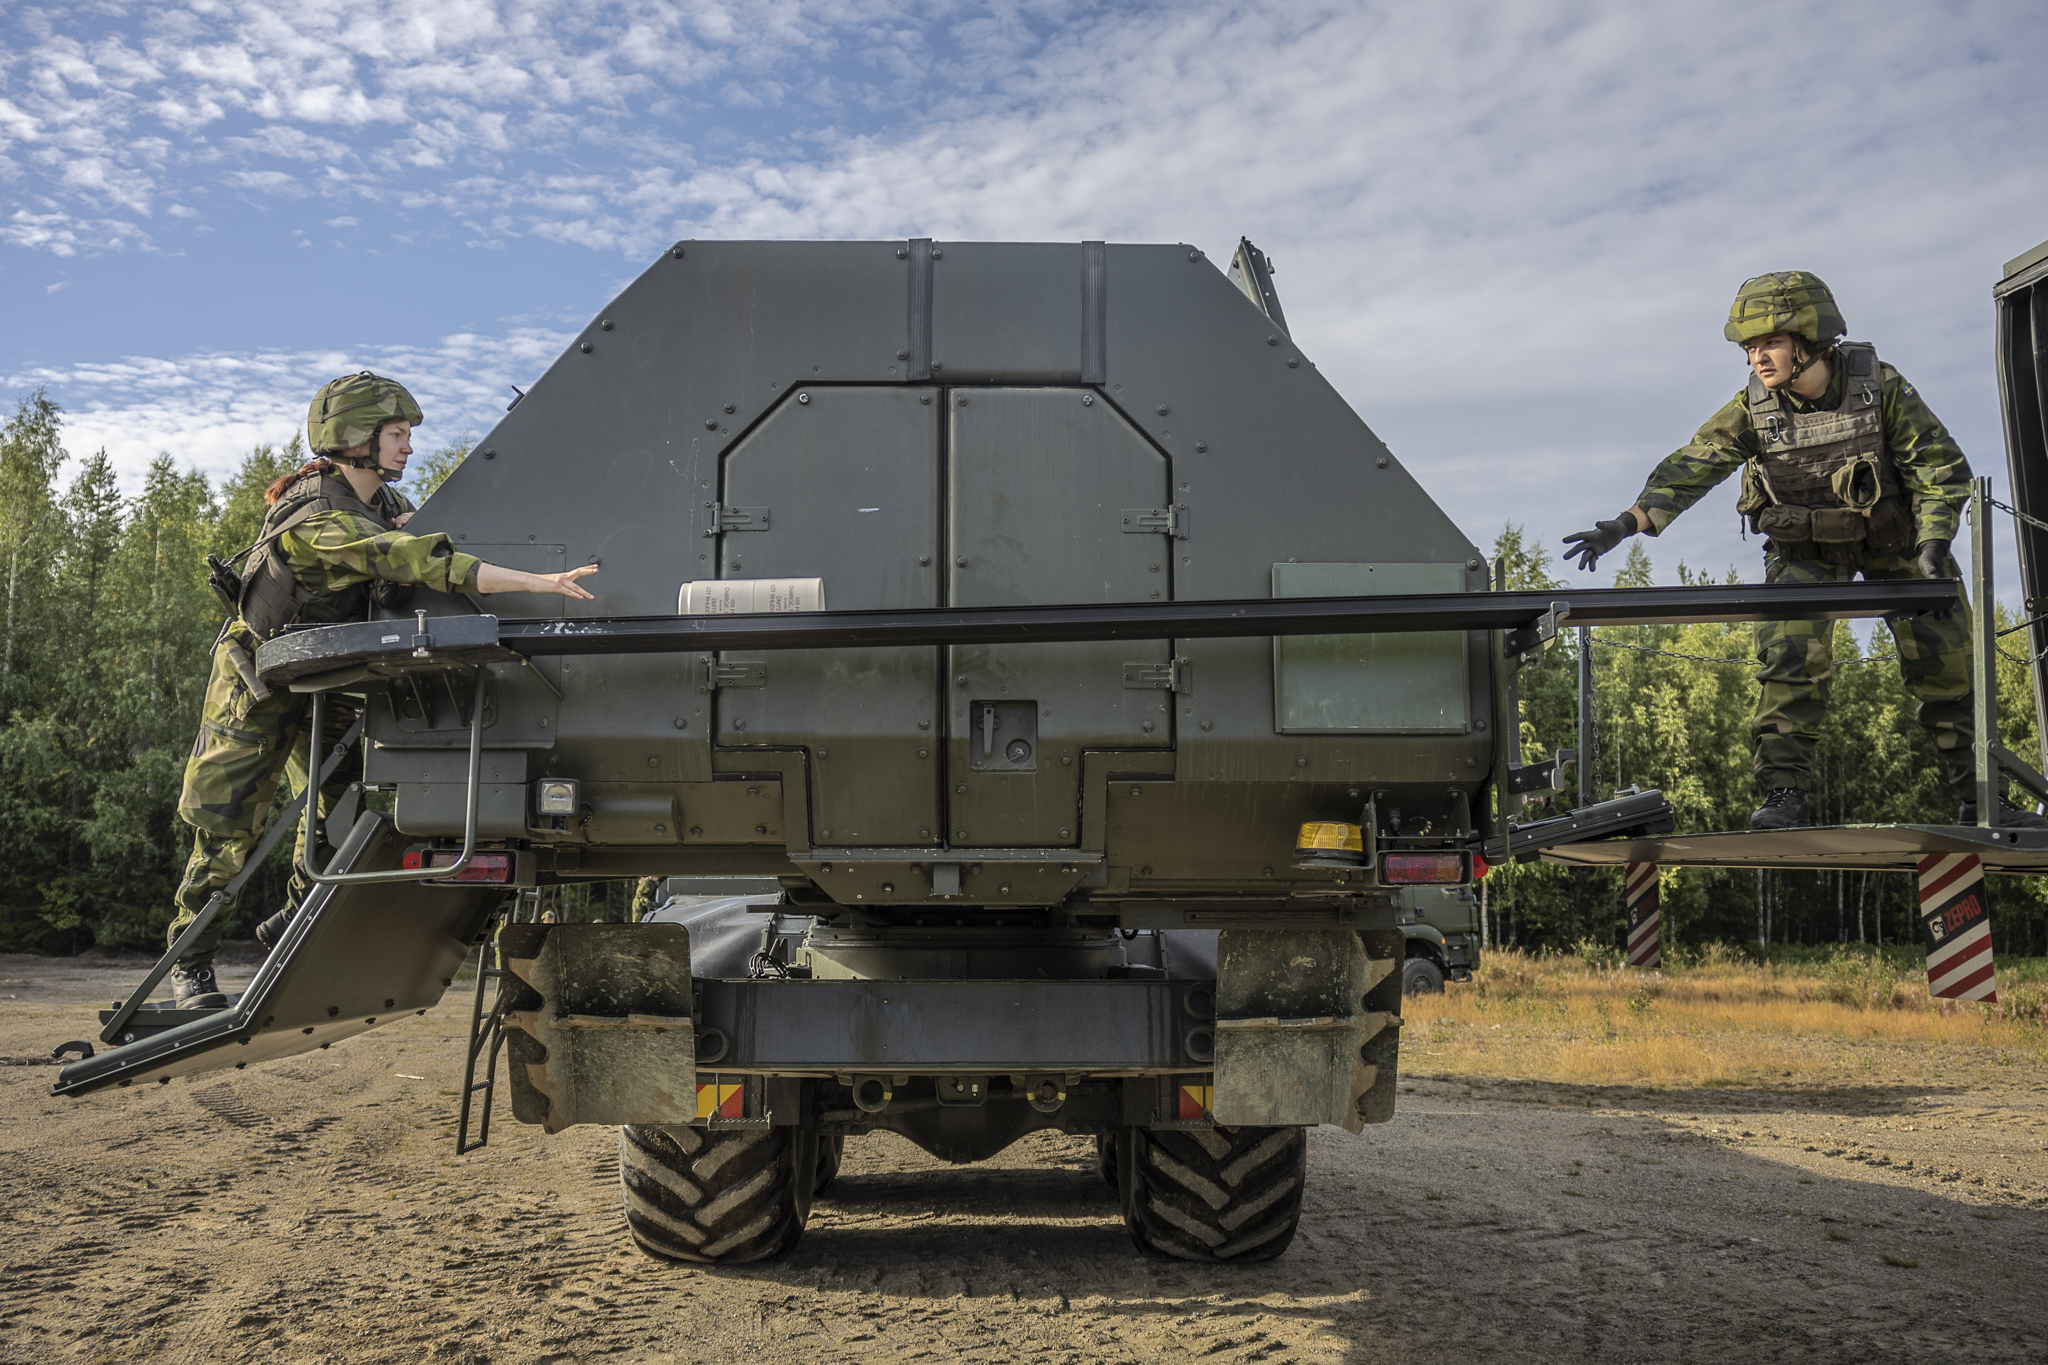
left=52, top=812, right=502, bottom=1096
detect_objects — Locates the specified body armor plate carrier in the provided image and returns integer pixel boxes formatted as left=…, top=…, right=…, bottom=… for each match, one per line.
left=235, top=474, right=407, bottom=641
left=1735, top=342, right=1916, bottom=563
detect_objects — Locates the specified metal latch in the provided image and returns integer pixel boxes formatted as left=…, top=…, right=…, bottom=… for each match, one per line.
left=1123, top=658, right=1192, bottom=693
left=1122, top=506, right=1189, bottom=539
left=703, top=505, right=770, bottom=537
left=700, top=660, right=766, bottom=690
left=1506, top=750, right=1572, bottom=795
left=1503, top=600, right=1571, bottom=661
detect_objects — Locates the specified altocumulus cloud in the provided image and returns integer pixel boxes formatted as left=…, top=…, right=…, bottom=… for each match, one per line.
left=6, top=329, right=571, bottom=490
left=4, top=0, right=2046, bottom=590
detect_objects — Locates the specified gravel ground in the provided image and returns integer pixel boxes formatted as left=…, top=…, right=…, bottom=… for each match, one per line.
left=3, top=950, right=2046, bottom=1364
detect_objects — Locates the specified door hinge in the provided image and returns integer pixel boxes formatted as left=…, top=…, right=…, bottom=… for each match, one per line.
left=1121, top=505, right=1189, bottom=539
left=700, top=660, right=766, bottom=691
left=1123, top=658, right=1192, bottom=693
left=702, top=504, right=770, bottom=537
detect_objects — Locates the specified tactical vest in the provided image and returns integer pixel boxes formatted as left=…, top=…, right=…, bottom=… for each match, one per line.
left=1734, top=342, right=1917, bottom=563
left=237, top=473, right=403, bottom=640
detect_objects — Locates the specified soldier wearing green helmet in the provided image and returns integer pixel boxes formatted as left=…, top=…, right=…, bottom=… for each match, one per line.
left=160, top=371, right=604, bottom=1009
left=1564, top=272, right=2047, bottom=833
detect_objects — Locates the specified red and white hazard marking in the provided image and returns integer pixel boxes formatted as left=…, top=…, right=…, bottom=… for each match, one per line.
left=1625, top=861, right=1660, bottom=968
left=1917, top=852, right=1997, bottom=1003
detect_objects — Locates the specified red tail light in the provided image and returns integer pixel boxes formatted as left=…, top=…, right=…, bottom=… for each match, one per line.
left=1472, top=854, right=1491, bottom=881
left=401, top=849, right=512, bottom=883
left=1380, top=853, right=1466, bottom=885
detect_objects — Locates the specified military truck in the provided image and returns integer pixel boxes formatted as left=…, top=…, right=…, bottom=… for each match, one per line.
left=54, top=238, right=1936, bottom=1265
left=1397, top=886, right=1482, bottom=994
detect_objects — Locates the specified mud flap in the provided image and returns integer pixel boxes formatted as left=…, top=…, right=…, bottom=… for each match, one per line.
left=52, top=812, right=500, bottom=1097
left=498, top=923, right=696, bottom=1133
left=1210, top=928, right=1399, bottom=1133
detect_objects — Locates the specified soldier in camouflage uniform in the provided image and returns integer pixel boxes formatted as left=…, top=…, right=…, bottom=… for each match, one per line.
left=630, top=876, right=662, bottom=922
left=164, top=372, right=601, bottom=1008
left=1564, top=272, right=2047, bottom=833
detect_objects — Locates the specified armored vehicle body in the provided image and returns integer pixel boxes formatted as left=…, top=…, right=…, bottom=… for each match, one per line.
left=61, top=238, right=1938, bottom=1264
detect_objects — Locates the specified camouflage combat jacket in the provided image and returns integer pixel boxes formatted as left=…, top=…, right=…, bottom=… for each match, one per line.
left=1632, top=357, right=1970, bottom=546
left=232, top=471, right=482, bottom=642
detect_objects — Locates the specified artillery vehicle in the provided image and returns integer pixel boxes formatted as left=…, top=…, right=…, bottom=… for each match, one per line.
left=53, top=238, right=1947, bottom=1263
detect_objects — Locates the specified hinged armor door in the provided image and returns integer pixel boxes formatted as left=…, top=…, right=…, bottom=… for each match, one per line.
left=947, top=388, right=1172, bottom=849
left=715, top=386, right=943, bottom=847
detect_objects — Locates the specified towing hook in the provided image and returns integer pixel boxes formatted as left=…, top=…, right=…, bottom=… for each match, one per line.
left=51, top=1040, right=94, bottom=1062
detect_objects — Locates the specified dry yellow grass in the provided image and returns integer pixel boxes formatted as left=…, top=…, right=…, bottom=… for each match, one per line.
left=1403, top=949, right=2048, bottom=1091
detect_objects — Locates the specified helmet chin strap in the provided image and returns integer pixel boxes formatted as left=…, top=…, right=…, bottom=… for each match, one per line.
left=1785, top=338, right=1826, bottom=385
left=333, top=440, right=404, bottom=483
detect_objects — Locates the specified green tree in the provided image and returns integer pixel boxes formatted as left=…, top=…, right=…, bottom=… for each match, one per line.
left=0, top=391, right=65, bottom=703
left=403, top=429, right=474, bottom=504
left=215, top=434, right=304, bottom=559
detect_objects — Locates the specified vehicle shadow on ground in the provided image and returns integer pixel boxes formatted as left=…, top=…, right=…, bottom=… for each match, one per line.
left=703, top=1162, right=1324, bottom=1291
left=1421, top=1074, right=1964, bottom=1116
left=670, top=1109, right=2048, bottom=1364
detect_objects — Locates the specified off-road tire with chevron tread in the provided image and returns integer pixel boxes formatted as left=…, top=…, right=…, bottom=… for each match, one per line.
left=619, top=1124, right=817, bottom=1263
left=1117, top=1124, right=1307, bottom=1262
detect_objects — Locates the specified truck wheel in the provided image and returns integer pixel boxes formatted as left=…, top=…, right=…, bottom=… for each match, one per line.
left=1402, top=956, right=1446, bottom=996
left=1117, top=1124, right=1307, bottom=1262
left=619, top=1124, right=817, bottom=1263
left=813, top=1134, right=844, bottom=1196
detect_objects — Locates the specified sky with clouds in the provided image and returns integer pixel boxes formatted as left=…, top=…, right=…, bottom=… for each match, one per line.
left=4, top=0, right=2047, bottom=602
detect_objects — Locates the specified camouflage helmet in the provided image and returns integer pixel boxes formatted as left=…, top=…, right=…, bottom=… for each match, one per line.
left=307, top=371, right=424, bottom=457
left=1723, top=272, right=1846, bottom=348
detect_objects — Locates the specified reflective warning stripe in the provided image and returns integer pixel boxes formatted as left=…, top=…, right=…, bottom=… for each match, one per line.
left=1624, top=862, right=1658, bottom=902
left=1916, top=853, right=1996, bottom=1003
left=696, top=1083, right=744, bottom=1119
left=1927, top=923, right=1996, bottom=998
left=1624, top=862, right=1660, bottom=968
left=1178, top=1085, right=1211, bottom=1120
left=1917, top=853, right=1978, bottom=903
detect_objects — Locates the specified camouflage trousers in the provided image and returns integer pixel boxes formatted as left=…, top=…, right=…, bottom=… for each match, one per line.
left=629, top=876, right=660, bottom=923
left=166, top=636, right=363, bottom=969
left=1752, top=546, right=1974, bottom=795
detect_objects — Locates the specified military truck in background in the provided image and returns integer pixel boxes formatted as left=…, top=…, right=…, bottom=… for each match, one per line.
left=1396, top=885, right=1482, bottom=994
left=58, top=236, right=1928, bottom=1266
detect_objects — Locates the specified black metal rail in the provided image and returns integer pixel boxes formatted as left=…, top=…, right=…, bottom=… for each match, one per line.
left=257, top=580, right=1958, bottom=685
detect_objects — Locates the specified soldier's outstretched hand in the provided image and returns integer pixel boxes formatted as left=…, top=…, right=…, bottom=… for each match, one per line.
left=476, top=562, right=600, bottom=600
left=537, top=565, right=600, bottom=600
left=1562, top=514, right=1639, bottom=572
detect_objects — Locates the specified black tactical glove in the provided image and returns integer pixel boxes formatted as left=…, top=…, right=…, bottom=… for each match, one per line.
left=1562, top=514, right=1639, bottom=573
left=1915, top=539, right=1951, bottom=581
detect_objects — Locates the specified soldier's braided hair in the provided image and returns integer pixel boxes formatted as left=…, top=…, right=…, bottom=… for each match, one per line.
left=264, top=456, right=338, bottom=504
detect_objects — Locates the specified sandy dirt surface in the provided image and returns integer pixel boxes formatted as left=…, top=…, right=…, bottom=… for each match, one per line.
left=4, top=950, right=2047, bottom=1365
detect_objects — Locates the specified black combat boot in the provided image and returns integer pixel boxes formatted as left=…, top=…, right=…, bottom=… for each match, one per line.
left=169, top=963, right=228, bottom=1010
left=1749, top=788, right=1810, bottom=831
left=254, top=907, right=295, bottom=949
left=1956, top=794, right=2048, bottom=829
